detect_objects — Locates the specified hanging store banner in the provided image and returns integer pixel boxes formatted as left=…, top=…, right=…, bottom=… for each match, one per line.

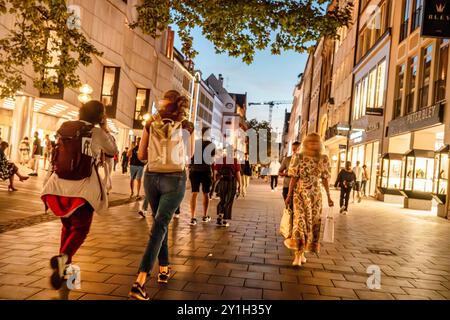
left=387, top=102, right=445, bottom=137
left=421, top=0, right=450, bottom=38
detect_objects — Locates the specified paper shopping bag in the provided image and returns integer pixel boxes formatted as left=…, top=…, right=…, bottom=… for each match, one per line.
left=279, top=207, right=293, bottom=239
left=322, top=208, right=335, bottom=243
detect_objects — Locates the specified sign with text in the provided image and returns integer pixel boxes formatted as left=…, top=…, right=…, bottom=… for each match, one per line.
left=421, top=0, right=450, bottom=38
left=387, top=103, right=444, bottom=137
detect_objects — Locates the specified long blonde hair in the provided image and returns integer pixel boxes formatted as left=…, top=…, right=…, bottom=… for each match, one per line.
left=300, top=133, right=325, bottom=157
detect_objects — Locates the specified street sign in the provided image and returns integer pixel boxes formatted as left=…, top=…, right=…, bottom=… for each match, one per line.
left=421, top=0, right=450, bottom=38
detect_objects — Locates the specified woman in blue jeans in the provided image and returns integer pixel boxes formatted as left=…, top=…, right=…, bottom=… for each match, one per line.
left=129, top=90, right=194, bottom=300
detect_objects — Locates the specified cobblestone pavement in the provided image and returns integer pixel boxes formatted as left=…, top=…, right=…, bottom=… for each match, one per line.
left=1, top=175, right=450, bottom=300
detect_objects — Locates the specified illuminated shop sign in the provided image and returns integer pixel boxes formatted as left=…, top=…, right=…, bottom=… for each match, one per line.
left=422, top=0, right=450, bottom=38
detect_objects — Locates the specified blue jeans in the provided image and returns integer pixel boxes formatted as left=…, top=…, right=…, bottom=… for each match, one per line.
left=138, top=171, right=186, bottom=274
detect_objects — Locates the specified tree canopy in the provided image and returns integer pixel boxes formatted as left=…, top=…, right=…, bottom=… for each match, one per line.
left=0, top=0, right=352, bottom=98
left=132, top=0, right=353, bottom=62
left=0, top=0, right=101, bottom=98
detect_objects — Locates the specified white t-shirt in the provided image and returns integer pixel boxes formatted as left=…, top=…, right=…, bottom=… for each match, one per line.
left=353, top=166, right=363, bottom=181
left=269, top=161, right=281, bottom=176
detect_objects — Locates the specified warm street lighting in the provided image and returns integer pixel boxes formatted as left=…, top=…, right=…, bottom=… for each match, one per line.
left=143, top=113, right=150, bottom=121
left=79, top=83, right=93, bottom=94
left=77, top=93, right=90, bottom=103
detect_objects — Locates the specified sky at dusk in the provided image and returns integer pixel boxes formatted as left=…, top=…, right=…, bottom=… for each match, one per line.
left=173, top=28, right=308, bottom=133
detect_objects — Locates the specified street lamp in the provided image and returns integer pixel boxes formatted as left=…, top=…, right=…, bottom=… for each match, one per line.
left=78, top=83, right=93, bottom=103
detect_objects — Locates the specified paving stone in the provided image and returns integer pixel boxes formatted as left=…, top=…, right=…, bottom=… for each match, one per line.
left=245, top=279, right=281, bottom=290
left=77, top=281, right=119, bottom=295
left=154, top=289, right=199, bottom=300
left=222, top=286, right=263, bottom=299
left=355, top=290, right=395, bottom=300
left=184, top=282, right=224, bottom=295
left=313, top=271, right=346, bottom=281
left=302, top=294, right=341, bottom=300
left=0, top=285, right=41, bottom=299
left=0, top=274, right=41, bottom=286
left=230, top=270, right=264, bottom=280
left=79, top=294, right=126, bottom=300
left=298, top=277, right=334, bottom=287
left=208, top=275, right=245, bottom=287
left=402, top=288, right=447, bottom=300
left=26, top=289, right=84, bottom=300
left=318, top=286, right=358, bottom=299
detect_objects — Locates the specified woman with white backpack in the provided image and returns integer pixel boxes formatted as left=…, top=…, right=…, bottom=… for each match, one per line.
left=129, top=90, right=194, bottom=300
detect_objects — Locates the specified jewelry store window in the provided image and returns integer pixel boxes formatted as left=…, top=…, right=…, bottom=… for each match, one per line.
left=402, top=149, right=434, bottom=199
left=379, top=153, right=404, bottom=195
left=433, top=145, right=449, bottom=204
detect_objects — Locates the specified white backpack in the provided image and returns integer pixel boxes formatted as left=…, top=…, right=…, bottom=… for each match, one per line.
left=147, top=118, right=186, bottom=173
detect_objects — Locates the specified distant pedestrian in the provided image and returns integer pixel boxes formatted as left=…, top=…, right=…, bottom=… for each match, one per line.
left=213, top=152, right=241, bottom=227
left=352, top=161, right=362, bottom=203
left=129, top=90, right=194, bottom=300
left=28, top=131, right=42, bottom=176
left=0, top=141, right=29, bottom=191
left=102, top=129, right=116, bottom=194
left=19, top=137, right=30, bottom=166
left=269, top=158, right=281, bottom=192
left=188, top=127, right=215, bottom=226
left=43, top=134, right=52, bottom=170
left=260, top=166, right=269, bottom=181
left=41, top=100, right=118, bottom=290
left=278, top=141, right=301, bottom=207
left=361, top=164, right=369, bottom=197
left=121, top=147, right=129, bottom=174
left=113, top=153, right=118, bottom=171
left=284, top=133, right=333, bottom=267
left=241, top=153, right=252, bottom=197
left=128, top=137, right=145, bottom=199
left=335, top=161, right=356, bottom=215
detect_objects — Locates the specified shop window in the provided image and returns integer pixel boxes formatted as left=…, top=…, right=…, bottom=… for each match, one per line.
left=406, top=56, right=417, bottom=114
left=101, top=66, right=120, bottom=118
left=410, top=0, right=422, bottom=32
left=133, top=88, right=150, bottom=130
left=403, top=150, right=435, bottom=194
left=418, top=45, right=433, bottom=109
left=400, top=0, right=411, bottom=42
left=433, top=145, right=449, bottom=204
left=380, top=153, right=404, bottom=192
left=435, top=41, right=448, bottom=103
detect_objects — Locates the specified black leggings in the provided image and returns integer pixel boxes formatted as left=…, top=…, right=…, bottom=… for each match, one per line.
left=270, top=175, right=278, bottom=190
left=340, top=187, right=352, bottom=210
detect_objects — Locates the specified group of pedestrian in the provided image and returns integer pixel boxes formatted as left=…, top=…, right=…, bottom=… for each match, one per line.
left=40, top=90, right=246, bottom=300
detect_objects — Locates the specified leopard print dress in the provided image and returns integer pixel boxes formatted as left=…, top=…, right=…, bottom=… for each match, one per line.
left=287, top=153, right=331, bottom=253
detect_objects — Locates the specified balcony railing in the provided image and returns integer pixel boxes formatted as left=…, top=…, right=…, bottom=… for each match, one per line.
left=394, top=98, right=402, bottom=119
left=405, top=92, right=415, bottom=114
left=411, top=7, right=422, bottom=32
left=400, top=19, right=409, bottom=42
left=418, top=85, right=429, bottom=109
left=435, top=79, right=447, bottom=103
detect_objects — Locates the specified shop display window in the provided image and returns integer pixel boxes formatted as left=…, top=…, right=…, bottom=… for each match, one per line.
left=433, top=145, right=449, bottom=203
left=403, top=150, right=435, bottom=193
left=380, top=153, right=403, bottom=190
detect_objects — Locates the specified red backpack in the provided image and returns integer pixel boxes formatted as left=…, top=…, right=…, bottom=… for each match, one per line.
left=52, top=121, right=95, bottom=180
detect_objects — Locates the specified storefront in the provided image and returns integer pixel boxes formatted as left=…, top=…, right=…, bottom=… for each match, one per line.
left=382, top=102, right=447, bottom=215
left=348, top=116, right=383, bottom=197
left=324, top=123, right=349, bottom=184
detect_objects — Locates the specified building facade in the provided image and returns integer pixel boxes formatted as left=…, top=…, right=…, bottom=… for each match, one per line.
left=1, top=0, right=175, bottom=160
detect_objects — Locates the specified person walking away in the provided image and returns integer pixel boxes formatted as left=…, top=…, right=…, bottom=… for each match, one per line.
left=284, top=133, right=334, bottom=267
left=102, top=130, right=116, bottom=194
left=113, top=153, right=118, bottom=171
left=129, top=90, right=194, bottom=300
left=213, top=152, right=241, bottom=227
left=41, top=100, right=118, bottom=290
left=0, top=141, right=29, bottom=191
left=279, top=141, right=301, bottom=205
left=335, top=161, right=356, bottom=215
left=269, top=158, right=281, bottom=192
left=361, top=164, right=369, bottom=197
left=43, top=134, right=52, bottom=170
left=121, top=147, right=129, bottom=174
left=128, top=137, right=145, bottom=199
left=28, top=131, right=42, bottom=176
left=241, top=153, right=252, bottom=197
left=352, top=161, right=362, bottom=203
left=188, top=127, right=215, bottom=226
left=19, top=137, right=30, bottom=166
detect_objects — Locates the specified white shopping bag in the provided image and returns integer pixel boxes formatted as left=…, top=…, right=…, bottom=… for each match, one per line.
left=279, top=207, right=293, bottom=239
left=322, top=207, right=335, bottom=243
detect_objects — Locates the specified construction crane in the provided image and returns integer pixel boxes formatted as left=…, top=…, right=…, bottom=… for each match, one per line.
left=248, top=100, right=293, bottom=124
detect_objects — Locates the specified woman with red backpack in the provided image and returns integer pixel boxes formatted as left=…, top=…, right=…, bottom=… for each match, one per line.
left=128, top=90, right=194, bottom=300
left=41, top=100, right=118, bottom=290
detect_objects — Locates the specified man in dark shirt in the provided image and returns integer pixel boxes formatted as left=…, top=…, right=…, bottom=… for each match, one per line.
left=121, top=147, right=129, bottom=174
left=188, top=128, right=216, bottom=226
left=241, top=153, right=252, bottom=197
left=335, top=161, right=357, bottom=215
